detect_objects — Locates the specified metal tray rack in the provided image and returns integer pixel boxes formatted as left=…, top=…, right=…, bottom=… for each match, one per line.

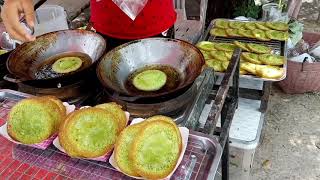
left=0, top=89, right=222, bottom=180
left=200, top=18, right=288, bottom=82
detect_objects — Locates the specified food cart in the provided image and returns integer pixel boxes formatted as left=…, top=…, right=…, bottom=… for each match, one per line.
left=0, top=0, right=288, bottom=179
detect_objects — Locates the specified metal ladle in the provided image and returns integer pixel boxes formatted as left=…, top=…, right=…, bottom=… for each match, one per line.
left=0, top=0, right=46, bottom=50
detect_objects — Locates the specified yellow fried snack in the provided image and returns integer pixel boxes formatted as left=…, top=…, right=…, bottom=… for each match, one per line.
left=210, top=28, right=228, bottom=37
left=222, top=61, right=230, bottom=70
left=131, top=121, right=182, bottom=179
left=7, top=98, right=56, bottom=144
left=115, top=122, right=146, bottom=177
left=240, top=69, right=248, bottom=75
left=241, top=62, right=258, bottom=74
left=59, top=108, right=119, bottom=158
left=40, top=96, right=66, bottom=119
left=259, top=54, right=285, bottom=66
left=215, top=19, right=229, bottom=29
left=265, top=22, right=289, bottom=31
left=244, top=22, right=256, bottom=30
left=95, top=102, right=128, bottom=132
left=210, top=51, right=229, bottom=61
left=145, top=115, right=182, bottom=148
left=234, top=41, right=250, bottom=52
left=247, top=43, right=272, bottom=54
left=226, top=29, right=241, bottom=37
left=200, top=50, right=212, bottom=60
left=238, top=29, right=255, bottom=38
left=224, top=51, right=233, bottom=59
left=196, top=41, right=216, bottom=51
left=214, top=43, right=236, bottom=52
left=206, top=59, right=225, bottom=72
left=266, top=30, right=289, bottom=41
left=252, top=29, right=270, bottom=41
left=241, top=52, right=262, bottom=65
left=35, top=97, right=64, bottom=132
left=255, top=65, right=284, bottom=79
left=255, top=22, right=271, bottom=31
left=229, top=21, right=245, bottom=29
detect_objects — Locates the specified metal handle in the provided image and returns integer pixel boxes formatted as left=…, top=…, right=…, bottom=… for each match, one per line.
left=112, top=92, right=141, bottom=102
left=301, top=57, right=309, bottom=72
left=3, top=74, right=22, bottom=83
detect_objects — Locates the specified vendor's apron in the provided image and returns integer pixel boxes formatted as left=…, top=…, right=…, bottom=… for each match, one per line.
left=90, top=0, right=177, bottom=41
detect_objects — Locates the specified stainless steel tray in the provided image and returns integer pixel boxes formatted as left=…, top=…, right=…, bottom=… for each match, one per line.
left=200, top=18, right=288, bottom=82
left=0, top=89, right=222, bottom=180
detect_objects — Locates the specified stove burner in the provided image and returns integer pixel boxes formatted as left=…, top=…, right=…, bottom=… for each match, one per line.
left=17, top=78, right=99, bottom=104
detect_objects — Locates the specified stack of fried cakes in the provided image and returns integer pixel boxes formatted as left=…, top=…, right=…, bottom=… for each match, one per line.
left=59, top=102, right=127, bottom=158
left=7, top=96, right=66, bottom=144
left=114, top=115, right=182, bottom=179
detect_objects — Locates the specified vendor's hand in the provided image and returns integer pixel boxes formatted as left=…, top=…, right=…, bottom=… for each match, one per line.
left=1, top=0, right=36, bottom=42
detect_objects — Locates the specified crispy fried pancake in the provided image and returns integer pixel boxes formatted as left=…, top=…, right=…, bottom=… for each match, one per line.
left=206, top=59, right=225, bottom=72
left=41, top=96, right=66, bottom=117
left=145, top=115, right=181, bottom=146
left=210, top=51, right=229, bottom=61
left=252, top=29, right=270, bottom=41
left=131, top=121, right=181, bottom=179
left=214, top=43, right=236, bottom=52
left=59, top=108, right=119, bottom=158
left=210, top=28, right=228, bottom=37
left=266, top=30, right=289, bottom=41
left=7, top=99, right=55, bottom=144
left=226, top=29, right=241, bottom=37
left=196, top=41, right=216, bottom=51
left=259, top=54, right=285, bottom=65
left=265, top=22, right=289, bottom=31
left=115, top=122, right=146, bottom=177
left=244, top=22, right=256, bottom=30
left=255, top=22, right=271, bottom=30
left=234, top=41, right=250, bottom=52
left=215, top=19, right=229, bottom=29
left=255, top=65, right=284, bottom=79
left=242, top=53, right=262, bottom=65
left=247, top=43, right=272, bottom=54
left=200, top=50, right=212, bottom=60
left=229, top=21, right=245, bottom=29
left=95, top=102, right=127, bottom=132
left=222, top=61, right=230, bottom=71
left=240, top=62, right=258, bottom=74
left=238, top=29, right=255, bottom=38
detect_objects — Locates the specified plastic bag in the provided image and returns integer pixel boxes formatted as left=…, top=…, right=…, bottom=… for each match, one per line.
left=112, top=0, right=149, bottom=21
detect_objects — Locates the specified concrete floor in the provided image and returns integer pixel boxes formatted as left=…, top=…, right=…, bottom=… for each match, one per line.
left=251, top=1, right=320, bottom=179
left=251, top=85, right=320, bottom=180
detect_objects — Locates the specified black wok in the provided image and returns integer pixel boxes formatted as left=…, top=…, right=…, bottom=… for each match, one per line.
left=97, top=38, right=205, bottom=99
left=5, top=30, right=106, bottom=86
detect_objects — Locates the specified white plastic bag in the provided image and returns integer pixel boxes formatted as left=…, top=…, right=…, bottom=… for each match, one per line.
left=111, top=0, right=149, bottom=21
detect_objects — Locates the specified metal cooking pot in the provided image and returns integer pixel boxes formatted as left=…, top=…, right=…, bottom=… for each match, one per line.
left=97, top=38, right=205, bottom=99
left=5, top=30, right=106, bottom=86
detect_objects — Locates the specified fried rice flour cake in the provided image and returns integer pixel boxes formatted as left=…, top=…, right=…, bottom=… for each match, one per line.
left=114, top=122, right=146, bottom=177
left=95, top=102, right=127, bottom=132
left=59, top=108, right=119, bottom=158
left=131, top=120, right=182, bottom=179
left=7, top=98, right=57, bottom=144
